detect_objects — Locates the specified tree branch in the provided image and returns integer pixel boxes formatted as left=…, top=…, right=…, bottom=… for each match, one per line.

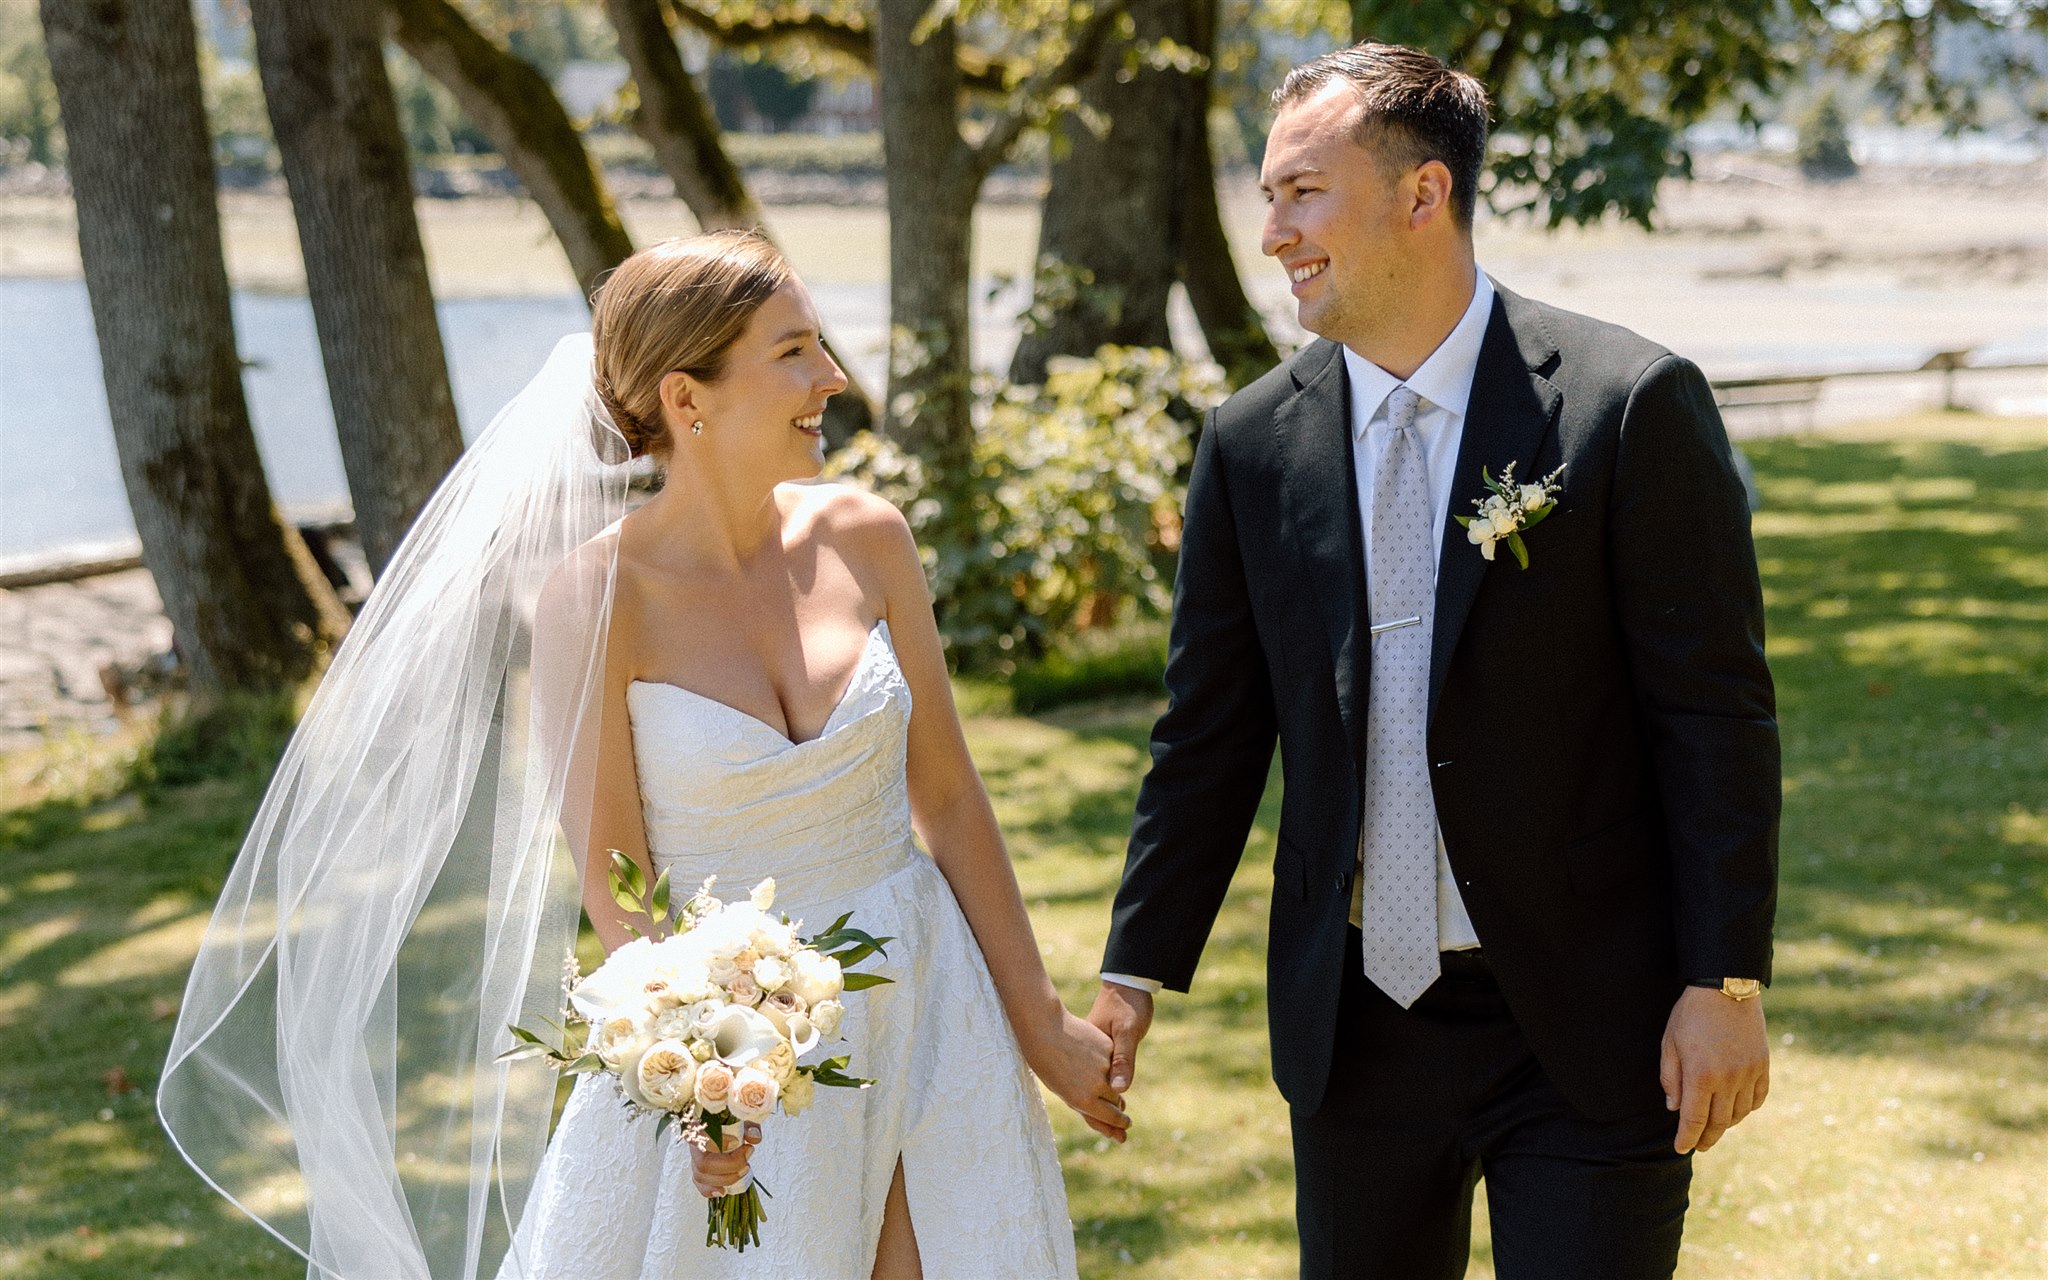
left=968, top=1, right=1128, bottom=182
left=662, top=0, right=1016, bottom=92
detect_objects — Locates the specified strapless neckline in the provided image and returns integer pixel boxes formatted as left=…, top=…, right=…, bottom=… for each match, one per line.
left=628, top=619, right=892, bottom=749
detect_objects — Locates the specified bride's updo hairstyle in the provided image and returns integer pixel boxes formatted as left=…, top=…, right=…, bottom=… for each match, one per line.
left=589, top=230, right=794, bottom=458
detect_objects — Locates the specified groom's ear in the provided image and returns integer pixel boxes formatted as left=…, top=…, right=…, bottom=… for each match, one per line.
left=1408, top=159, right=1456, bottom=232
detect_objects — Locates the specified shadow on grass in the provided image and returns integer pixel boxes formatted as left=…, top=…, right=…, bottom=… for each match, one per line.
left=1725, top=438, right=2048, bottom=1181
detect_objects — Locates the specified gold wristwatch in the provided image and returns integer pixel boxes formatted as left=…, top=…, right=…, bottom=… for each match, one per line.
left=1689, top=977, right=1762, bottom=1001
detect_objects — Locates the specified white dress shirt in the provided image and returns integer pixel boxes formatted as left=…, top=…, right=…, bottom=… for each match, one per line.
left=1103, top=273, right=1496, bottom=994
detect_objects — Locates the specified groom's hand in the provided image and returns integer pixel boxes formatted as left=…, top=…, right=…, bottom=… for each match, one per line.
left=1660, top=985, right=1770, bottom=1155
left=1087, top=982, right=1155, bottom=1102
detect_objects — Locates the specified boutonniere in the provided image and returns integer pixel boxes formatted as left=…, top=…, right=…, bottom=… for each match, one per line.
left=1455, top=461, right=1566, bottom=569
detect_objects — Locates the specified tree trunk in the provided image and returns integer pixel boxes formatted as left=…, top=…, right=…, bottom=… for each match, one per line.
left=250, top=0, right=465, bottom=576
left=386, top=0, right=634, bottom=297
left=1013, top=0, right=1276, bottom=388
left=1008, top=0, right=1183, bottom=385
left=873, top=0, right=977, bottom=478
left=606, top=0, right=875, bottom=445
left=606, top=0, right=757, bottom=227
left=1173, top=0, right=1278, bottom=388
left=40, top=0, right=344, bottom=701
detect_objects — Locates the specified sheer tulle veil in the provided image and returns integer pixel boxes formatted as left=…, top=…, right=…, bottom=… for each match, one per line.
left=159, top=334, right=634, bottom=1279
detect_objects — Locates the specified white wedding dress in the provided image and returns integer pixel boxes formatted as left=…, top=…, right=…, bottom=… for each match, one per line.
left=502, top=620, right=1079, bottom=1279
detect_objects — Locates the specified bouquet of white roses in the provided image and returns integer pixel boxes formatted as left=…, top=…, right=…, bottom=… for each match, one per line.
left=501, top=852, right=893, bottom=1250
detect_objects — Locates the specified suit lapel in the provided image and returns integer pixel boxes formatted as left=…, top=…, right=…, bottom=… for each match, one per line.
left=1429, top=288, right=1563, bottom=718
left=1272, top=340, right=1372, bottom=764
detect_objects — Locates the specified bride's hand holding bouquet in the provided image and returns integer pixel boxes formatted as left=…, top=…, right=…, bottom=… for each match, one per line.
left=501, top=854, right=893, bottom=1251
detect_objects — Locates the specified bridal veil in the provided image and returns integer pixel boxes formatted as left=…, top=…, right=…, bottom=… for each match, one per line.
left=159, top=334, right=633, bottom=1278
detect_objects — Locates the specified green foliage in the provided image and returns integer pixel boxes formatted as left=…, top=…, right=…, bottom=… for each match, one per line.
left=1798, top=91, right=1860, bottom=180
left=1009, top=621, right=1169, bottom=714
left=126, top=691, right=298, bottom=796
left=830, top=347, right=1227, bottom=672
left=1338, top=1, right=2040, bottom=228
left=0, top=10, right=60, bottom=167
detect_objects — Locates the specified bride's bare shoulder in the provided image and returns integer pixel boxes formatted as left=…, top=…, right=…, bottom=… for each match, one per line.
left=782, top=481, right=910, bottom=547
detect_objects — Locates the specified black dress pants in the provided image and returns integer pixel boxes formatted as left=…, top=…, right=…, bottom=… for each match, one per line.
left=1292, top=931, right=1691, bottom=1280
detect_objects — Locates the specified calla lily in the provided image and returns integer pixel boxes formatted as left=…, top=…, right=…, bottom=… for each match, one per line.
left=709, top=1004, right=785, bottom=1069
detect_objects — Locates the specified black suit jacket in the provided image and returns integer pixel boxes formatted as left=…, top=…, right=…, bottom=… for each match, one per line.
left=1103, top=283, right=1780, bottom=1122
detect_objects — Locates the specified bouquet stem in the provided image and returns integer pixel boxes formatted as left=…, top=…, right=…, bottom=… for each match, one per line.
left=706, top=1179, right=770, bottom=1251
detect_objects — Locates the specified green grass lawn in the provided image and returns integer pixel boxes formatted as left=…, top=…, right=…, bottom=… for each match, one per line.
left=3, top=413, right=2044, bottom=1278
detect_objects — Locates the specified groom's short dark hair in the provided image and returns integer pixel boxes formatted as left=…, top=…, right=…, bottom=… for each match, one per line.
left=1274, top=43, right=1491, bottom=229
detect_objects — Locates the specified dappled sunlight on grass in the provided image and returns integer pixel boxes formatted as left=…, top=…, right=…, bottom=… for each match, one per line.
left=2, top=414, right=2044, bottom=1277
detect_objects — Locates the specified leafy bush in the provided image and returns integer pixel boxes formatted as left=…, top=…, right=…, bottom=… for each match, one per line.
left=1009, top=621, right=1169, bottom=714
left=830, top=346, right=1226, bottom=672
left=127, top=690, right=298, bottom=796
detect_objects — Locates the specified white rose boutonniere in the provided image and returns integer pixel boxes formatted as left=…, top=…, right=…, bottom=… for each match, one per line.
left=1456, top=461, right=1565, bottom=569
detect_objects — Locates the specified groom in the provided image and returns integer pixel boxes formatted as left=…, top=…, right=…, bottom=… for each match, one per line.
left=1088, top=42, right=1780, bottom=1278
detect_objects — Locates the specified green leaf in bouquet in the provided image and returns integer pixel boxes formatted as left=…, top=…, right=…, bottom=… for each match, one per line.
left=804, top=912, right=854, bottom=946
left=506, top=1023, right=548, bottom=1046
left=655, top=1111, right=676, bottom=1142
left=1522, top=504, right=1555, bottom=529
left=1454, top=514, right=1475, bottom=528
left=1507, top=531, right=1530, bottom=570
left=608, top=850, right=648, bottom=914
left=560, top=1053, right=606, bottom=1075
left=702, top=1111, right=727, bottom=1150
left=649, top=866, right=672, bottom=923
left=494, top=1042, right=551, bottom=1064
left=840, top=971, right=895, bottom=991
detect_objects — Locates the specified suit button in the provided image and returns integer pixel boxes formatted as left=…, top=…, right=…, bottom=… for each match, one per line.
left=1335, top=871, right=1352, bottom=894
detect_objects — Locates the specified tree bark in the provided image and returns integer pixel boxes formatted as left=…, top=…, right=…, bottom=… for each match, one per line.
left=250, top=0, right=465, bottom=576
left=607, top=0, right=757, bottom=228
left=1009, top=0, right=1183, bottom=385
left=40, top=0, right=344, bottom=701
left=606, top=0, right=875, bottom=444
left=873, top=0, right=978, bottom=478
left=1173, top=0, right=1278, bottom=388
left=1012, top=0, right=1276, bottom=388
left=386, top=0, right=635, bottom=297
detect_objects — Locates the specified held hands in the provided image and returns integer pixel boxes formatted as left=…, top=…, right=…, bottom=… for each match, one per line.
left=1020, top=1007, right=1132, bottom=1143
left=690, top=1121, right=761, bottom=1198
left=1660, top=985, right=1770, bottom=1154
left=1083, top=982, right=1155, bottom=1143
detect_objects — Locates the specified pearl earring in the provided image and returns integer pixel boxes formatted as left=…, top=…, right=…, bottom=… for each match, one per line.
left=691, top=421, right=704, bottom=436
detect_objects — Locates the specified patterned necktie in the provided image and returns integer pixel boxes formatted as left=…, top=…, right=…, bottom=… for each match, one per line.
left=1359, top=385, right=1441, bottom=1008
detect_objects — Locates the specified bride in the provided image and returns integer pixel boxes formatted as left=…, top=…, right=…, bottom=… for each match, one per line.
left=158, top=231, right=1125, bottom=1279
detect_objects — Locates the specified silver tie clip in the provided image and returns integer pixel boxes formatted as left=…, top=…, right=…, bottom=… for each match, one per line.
left=1369, top=615, right=1424, bottom=636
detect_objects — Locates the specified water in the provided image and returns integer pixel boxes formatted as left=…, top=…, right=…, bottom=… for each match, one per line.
left=0, top=276, right=1052, bottom=571
left=0, top=279, right=589, bottom=569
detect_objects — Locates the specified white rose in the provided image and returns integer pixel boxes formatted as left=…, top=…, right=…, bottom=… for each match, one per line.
left=568, top=937, right=660, bottom=1021
left=1487, top=508, right=1520, bottom=538
left=1466, top=522, right=1492, bottom=547
left=749, top=920, right=798, bottom=958
left=1480, top=494, right=1510, bottom=519
left=589, top=1014, right=655, bottom=1073
left=632, top=1039, right=698, bottom=1110
left=728, top=1067, right=780, bottom=1123
left=749, top=878, right=776, bottom=911
left=706, top=955, right=742, bottom=987
left=693, top=1058, right=735, bottom=1113
left=1520, top=483, right=1549, bottom=512
left=683, top=998, right=726, bottom=1039
left=650, top=1005, right=696, bottom=1040
left=752, top=956, right=791, bottom=994
left=808, top=998, right=844, bottom=1040
left=760, top=1039, right=798, bottom=1086
left=787, top=951, right=843, bottom=1007
left=708, top=1004, right=785, bottom=1070
left=780, top=1072, right=817, bottom=1117
left=726, top=972, right=763, bottom=1007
